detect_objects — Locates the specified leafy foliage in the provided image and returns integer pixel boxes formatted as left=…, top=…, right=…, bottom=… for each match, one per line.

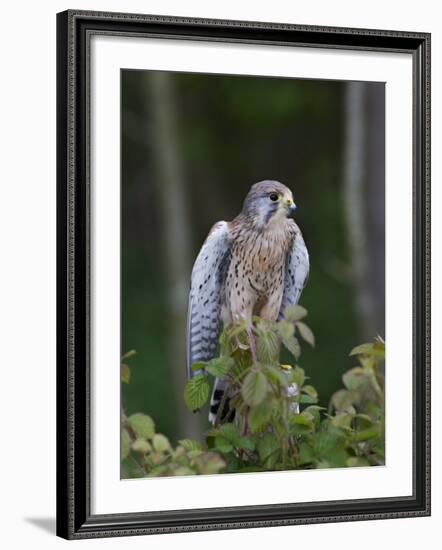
left=121, top=411, right=226, bottom=477
left=121, top=308, right=385, bottom=477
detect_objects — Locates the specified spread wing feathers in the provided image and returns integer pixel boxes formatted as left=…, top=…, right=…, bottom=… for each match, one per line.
left=278, top=233, right=310, bottom=320
left=187, top=221, right=231, bottom=379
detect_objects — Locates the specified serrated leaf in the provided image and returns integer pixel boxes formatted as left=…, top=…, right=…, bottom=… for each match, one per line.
left=218, top=422, right=239, bottom=440
left=283, top=304, right=307, bottom=322
left=205, top=356, right=234, bottom=378
left=248, top=401, right=273, bottom=432
left=256, top=329, right=280, bottom=363
left=184, top=374, right=210, bottom=411
left=128, top=413, right=155, bottom=439
left=282, top=334, right=301, bottom=360
left=296, top=321, right=315, bottom=347
left=241, top=369, right=268, bottom=407
left=277, top=320, right=295, bottom=340
left=152, top=434, right=171, bottom=452
left=178, top=439, right=203, bottom=452
left=121, top=363, right=131, bottom=384
left=121, top=428, right=131, bottom=460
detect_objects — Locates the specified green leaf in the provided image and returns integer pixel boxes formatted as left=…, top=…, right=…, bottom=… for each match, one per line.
left=248, top=401, right=273, bottom=432
left=241, top=369, right=268, bottom=407
left=172, top=466, right=195, bottom=476
left=330, top=389, right=359, bottom=412
left=257, top=432, right=279, bottom=466
left=218, top=422, right=239, bottom=441
left=353, top=426, right=380, bottom=442
left=184, top=374, right=210, bottom=411
left=349, top=342, right=385, bottom=357
left=191, top=361, right=206, bottom=372
left=256, top=329, right=280, bottom=363
left=132, top=438, right=152, bottom=454
left=347, top=457, right=370, bottom=467
left=298, top=442, right=315, bottom=465
left=290, top=412, right=314, bottom=433
left=265, top=365, right=289, bottom=387
left=214, top=436, right=234, bottom=453
left=128, top=413, right=155, bottom=439
left=178, top=439, right=203, bottom=452
left=121, top=428, right=131, bottom=460
left=303, top=405, right=326, bottom=426
left=299, top=394, right=318, bottom=404
left=300, top=384, right=318, bottom=404
left=302, top=385, right=318, bottom=400
left=283, top=304, right=307, bottom=322
left=152, top=434, right=171, bottom=452
left=282, top=334, right=301, bottom=360
left=342, top=368, right=366, bottom=390
left=192, top=452, right=226, bottom=474
left=121, top=349, right=137, bottom=361
left=277, top=320, right=295, bottom=340
left=296, top=322, right=315, bottom=347
left=238, top=436, right=255, bottom=451
left=121, top=363, right=131, bottom=384
left=289, top=366, right=305, bottom=387
left=205, top=356, right=234, bottom=378
left=330, top=413, right=354, bottom=430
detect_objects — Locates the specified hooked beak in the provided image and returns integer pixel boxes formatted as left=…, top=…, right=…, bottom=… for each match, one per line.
left=286, top=202, right=297, bottom=219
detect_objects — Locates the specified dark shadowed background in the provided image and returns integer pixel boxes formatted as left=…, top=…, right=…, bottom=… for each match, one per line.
left=121, top=70, right=385, bottom=443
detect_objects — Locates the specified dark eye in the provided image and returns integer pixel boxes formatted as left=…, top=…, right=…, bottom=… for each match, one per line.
left=269, top=193, right=279, bottom=202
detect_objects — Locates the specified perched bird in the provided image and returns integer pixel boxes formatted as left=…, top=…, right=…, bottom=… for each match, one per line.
left=186, top=180, right=309, bottom=422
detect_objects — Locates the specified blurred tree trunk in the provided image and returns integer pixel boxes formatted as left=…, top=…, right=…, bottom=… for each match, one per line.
left=147, top=72, right=203, bottom=439
left=344, top=82, right=385, bottom=340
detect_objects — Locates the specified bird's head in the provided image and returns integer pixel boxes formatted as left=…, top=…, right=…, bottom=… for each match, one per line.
left=241, top=180, right=297, bottom=230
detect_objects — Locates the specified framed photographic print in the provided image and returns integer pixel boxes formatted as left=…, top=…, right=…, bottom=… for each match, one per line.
left=56, top=9, right=431, bottom=539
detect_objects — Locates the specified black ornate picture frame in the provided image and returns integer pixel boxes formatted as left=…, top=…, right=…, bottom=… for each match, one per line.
left=56, top=9, right=430, bottom=539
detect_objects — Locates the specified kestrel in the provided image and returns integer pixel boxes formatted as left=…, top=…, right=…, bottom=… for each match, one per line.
left=186, top=180, right=309, bottom=421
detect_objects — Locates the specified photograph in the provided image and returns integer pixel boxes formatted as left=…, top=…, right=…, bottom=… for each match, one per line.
left=120, top=69, right=386, bottom=479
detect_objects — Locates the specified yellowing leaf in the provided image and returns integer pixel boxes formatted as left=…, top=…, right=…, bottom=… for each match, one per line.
left=153, top=434, right=171, bottom=452
left=128, top=413, right=155, bottom=439
left=296, top=321, right=315, bottom=347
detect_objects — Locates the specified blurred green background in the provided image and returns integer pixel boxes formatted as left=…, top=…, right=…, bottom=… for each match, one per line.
left=121, top=70, right=385, bottom=444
